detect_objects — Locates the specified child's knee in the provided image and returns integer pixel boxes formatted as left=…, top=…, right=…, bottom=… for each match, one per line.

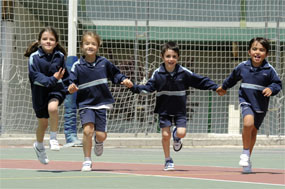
left=83, top=129, right=94, bottom=138
left=83, top=125, right=94, bottom=137
left=243, top=114, right=254, bottom=128
left=176, top=132, right=186, bottom=138
left=243, top=121, right=254, bottom=128
left=95, top=131, right=107, bottom=142
left=162, top=132, right=171, bottom=140
left=48, top=106, right=58, bottom=115
left=176, top=127, right=186, bottom=138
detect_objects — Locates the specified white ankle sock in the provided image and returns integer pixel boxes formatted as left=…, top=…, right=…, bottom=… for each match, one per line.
left=242, top=149, right=250, bottom=156
left=84, top=157, right=91, bottom=162
left=36, top=142, right=44, bottom=150
left=50, top=132, right=57, bottom=140
left=165, top=157, right=171, bottom=161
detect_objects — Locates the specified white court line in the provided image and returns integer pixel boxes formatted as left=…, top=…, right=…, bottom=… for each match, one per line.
left=1, top=166, right=284, bottom=187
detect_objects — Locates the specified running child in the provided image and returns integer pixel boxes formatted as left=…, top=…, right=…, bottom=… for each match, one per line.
left=129, top=41, right=219, bottom=171
left=216, top=37, right=282, bottom=173
left=68, top=31, right=133, bottom=171
left=24, top=27, right=69, bottom=164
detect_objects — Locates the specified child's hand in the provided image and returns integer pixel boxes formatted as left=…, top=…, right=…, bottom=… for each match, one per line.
left=262, top=87, right=272, bottom=97
left=216, top=86, right=227, bottom=96
left=121, top=79, right=133, bottom=88
left=53, top=68, right=65, bottom=80
left=68, top=83, right=78, bottom=94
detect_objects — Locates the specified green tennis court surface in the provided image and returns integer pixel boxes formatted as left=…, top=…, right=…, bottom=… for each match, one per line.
left=1, top=147, right=284, bottom=189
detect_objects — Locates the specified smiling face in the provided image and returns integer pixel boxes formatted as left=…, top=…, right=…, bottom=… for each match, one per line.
left=162, top=49, right=179, bottom=72
left=81, top=35, right=99, bottom=62
left=248, top=41, right=268, bottom=67
left=40, top=31, right=58, bottom=54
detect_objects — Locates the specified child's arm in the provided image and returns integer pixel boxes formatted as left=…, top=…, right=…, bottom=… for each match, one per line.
left=264, top=70, right=283, bottom=96
left=221, top=67, right=241, bottom=90
left=68, top=83, right=78, bottom=94
left=262, top=88, right=272, bottom=97
left=67, top=63, right=79, bottom=94
left=106, top=60, right=128, bottom=84
left=28, top=57, right=59, bottom=88
left=186, top=72, right=218, bottom=91
left=53, top=67, right=65, bottom=80
left=130, top=77, right=156, bottom=94
left=121, top=78, right=133, bottom=88
left=61, top=58, right=71, bottom=90
left=216, top=86, right=227, bottom=96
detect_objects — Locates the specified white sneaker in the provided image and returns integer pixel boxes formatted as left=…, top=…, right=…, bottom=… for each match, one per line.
left=81, top=161, right=92, bottom=172
left=62, top=139, right=83, bottom=148
left=94, top=137, right=103, bottom=156
left=33, top=142, right=49, bottom=164
left=239, top=154, right=250, bottom=167
left=173, top=138, right=183, bottom=152
left=242, top=162, right=252, bottom=174
left=73, top=139, right=83, bottom=147
left=164, top=158, right=175, bottom=171
left=49, top=139, right=60, bottom=151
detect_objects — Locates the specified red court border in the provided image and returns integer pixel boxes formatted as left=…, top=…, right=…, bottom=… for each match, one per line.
left=1, top=159, right=284, bottom=186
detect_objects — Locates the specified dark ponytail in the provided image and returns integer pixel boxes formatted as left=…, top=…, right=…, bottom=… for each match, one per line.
left=24, top=41, right=40, bottom=57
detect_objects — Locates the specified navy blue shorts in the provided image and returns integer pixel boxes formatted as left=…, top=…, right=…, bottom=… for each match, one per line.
left=35, top=108, right=49, bottom=119
left=159, top=115, right=187, bottom=128
left=34, top=95, right=64, bottom=119
left=79, top=108, right=107, bottom=132
left=241, top=104, right=266, bottom=130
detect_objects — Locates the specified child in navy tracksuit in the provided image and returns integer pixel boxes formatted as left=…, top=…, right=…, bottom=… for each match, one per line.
left=24, top=27, right=69, bottom=164
left=68, top=31, right=133, bottom=171
left=129, top=41, right=219, bottom=171
left=217, top=37, right=282, bottom=173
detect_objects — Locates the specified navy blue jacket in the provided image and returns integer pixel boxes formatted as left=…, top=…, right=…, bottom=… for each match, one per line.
left=222, top=59, right=282, bottom=113
left=131, top=63, right=219, bottom=116
left=28, top=47, right=69, bottom=111
left=69, top=56, right=127, bottom=109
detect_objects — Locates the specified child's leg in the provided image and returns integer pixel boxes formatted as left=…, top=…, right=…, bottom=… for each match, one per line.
left=248, top=112, right=264, bottom=154
left=93, top=130, right=106, bottom=156
left=239, top=114, right=254, bottom=168
left=92, top=109, right=108, bottom=156
left=161, top=127, right=171, bottom=158
left=173, top=116, right=186, bottom=152
left=47, top=98, right=61, bottom=150
left=48, top=98, right=59, bottom=133
left=34, top=118, right=49, bottom=164
left=162, top=126, right=175, bottom=171
left=82, top=123, right=95, bottom=158
left=249, top=127, right=258, bottom=154
left=240, top=105, right=264, bottom=173
left=36, top=118, right=48, bottom=143
left=242, top=114, right=255, bottom=151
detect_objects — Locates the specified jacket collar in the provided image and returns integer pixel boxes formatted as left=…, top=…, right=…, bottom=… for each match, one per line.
left=80, top=56, right=102, bottom=66
left=38, top=47, right=61, bottom=58
left=158, top=63, right=183, bottom=74
left=245, top=59, right=270, bottom=69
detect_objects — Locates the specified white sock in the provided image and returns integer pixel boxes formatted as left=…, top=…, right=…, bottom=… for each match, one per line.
left=36, top=142, right=44, bottom=150
left=242, top=149, right=250, bottom=156
left=84, top=157, right=91, bottom=162
left=50, top=132, right=57, bottom=140
left=165, top=157, right=171, bottom=161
